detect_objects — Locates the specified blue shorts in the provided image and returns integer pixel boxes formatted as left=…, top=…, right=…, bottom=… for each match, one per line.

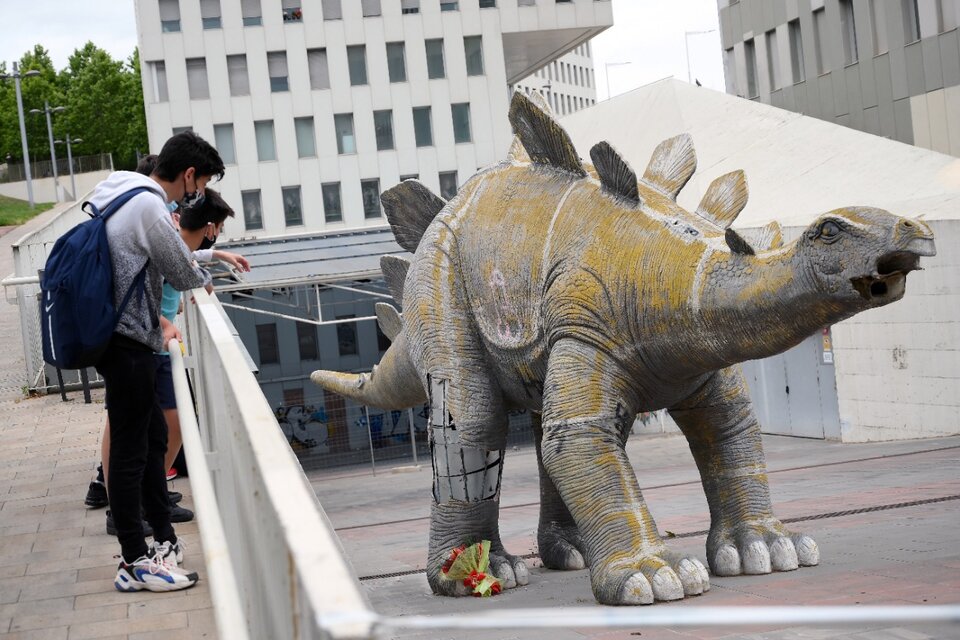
left=153, top=354, right=176, bottom=410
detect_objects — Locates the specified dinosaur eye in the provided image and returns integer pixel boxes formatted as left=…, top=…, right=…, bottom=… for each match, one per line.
left=819, top=220, right=842, bottom=241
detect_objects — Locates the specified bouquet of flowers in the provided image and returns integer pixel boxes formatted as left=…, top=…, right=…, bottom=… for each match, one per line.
left=439, top=540, right=502, bottom=597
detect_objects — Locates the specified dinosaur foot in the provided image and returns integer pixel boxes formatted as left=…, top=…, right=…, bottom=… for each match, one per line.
left=708, top=521, right=820, bottom=576
left=426, top=499, right=530, bottom=597
left=592, top=550, right=710, bottom=605
left=538, top=522, right=586, bottom=570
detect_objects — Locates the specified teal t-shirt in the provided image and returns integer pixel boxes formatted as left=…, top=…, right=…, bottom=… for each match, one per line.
left=157, top=281, right=182, bottom=355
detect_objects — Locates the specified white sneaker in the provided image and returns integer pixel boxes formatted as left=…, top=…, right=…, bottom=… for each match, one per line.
left=153, top=537, right=186, bottom=567
left=114, top=551, right=198, bottom=592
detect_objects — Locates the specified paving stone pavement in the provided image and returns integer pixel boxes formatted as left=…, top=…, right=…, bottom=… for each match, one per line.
left=312, top=433, right=960, bottom=640
left=0, top=213, right=216, bottom=640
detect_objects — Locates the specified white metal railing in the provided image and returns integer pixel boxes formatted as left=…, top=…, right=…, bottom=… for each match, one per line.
left=180, top=287, right=960, bottom=638
left=182, top=289, right=376, bottom=639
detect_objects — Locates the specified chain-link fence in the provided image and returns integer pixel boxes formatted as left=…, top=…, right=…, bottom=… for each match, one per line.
left=0, top=153, right=113, bottom=183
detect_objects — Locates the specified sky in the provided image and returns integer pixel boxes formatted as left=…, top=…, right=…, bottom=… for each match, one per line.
left=0, top=0, right=724, bottom=96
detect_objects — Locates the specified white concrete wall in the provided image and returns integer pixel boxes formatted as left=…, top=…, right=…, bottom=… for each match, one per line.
left=910, top=84, right=960, bottom=157
left=136, top=0, right=612, bottom=241
left=830, top=218, right=960, bottom=442
left=0, top=171, right=111, bottom=204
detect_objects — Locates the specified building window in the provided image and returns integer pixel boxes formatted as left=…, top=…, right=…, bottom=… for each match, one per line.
left=400, top=173, right=418, bottom=181
left=322, top=0, right=341, bottom=20
left=322, top=183, right=342, bottom=222
left=439, top=171, right=458, bottom=200
left=172, top=126, right=192, bottom=135
left=401, top=0, right=419, bottom=14
left=376, top=324, right=391, bottom=351
left=788, top=20, right=805, bottom=83
left=186, top=58, right=209, bottom=100
left=241, top=0, right=262, bottom=25
left=150, top=61, right=168, bottom=102
left=282, top=0, right=302, bottom=22
left=426, top=39, right=445, bottom=79
left=347, top=45, right=368, bottom=85
left=451, top=103, right=471, bottom=143
left=387, top=42, right=407, bottom=82
left=200, top=0, right=221, bottom=28
left=902, top=0, right=921, bottom=42
left=159, top=0, right=180, bottom=32
left=813, top=8, right=828, bottom=74
left=519, top=0, right=535, bottom=6
left=213, top=124, right=235, bottom=165
left=254, top=120, right=276, bottom=161
left=464, top=36, right=484, bottom=76
left=267, top=51, right=289, bottom=92
left=413, top=106, right=433, bottom=147
left=440, top=1, right=459, bottom=10
left=227, top=55, right=250, bottom=96
left=361, top=179, right=381, bottom=219
left=374, top=110, right=394, bottom=150
left=242, top=190, right=263, bottom=230
left=480, top=0, right=496, bottom=7
left=283, top=186, right=303, bottom=226
left=294, top=117, right=316, bottom=157
left=307, top=49, right=330, bottom=90
left=765, top=29, right=779, bottom=91
left=840, top=0, right=859, bottom=65
left=362, top=0, right=381, bottom=17
left=296, top=323, right=318, bottom=361
left=744, top=38, right=758, bottom=98
left=256, top=324, right=279, bottom=364
left=871, top=0, right=889, bottom=55
left=336, top=317, right=357, bottom=356
left=334, top=113, right=356, bottom=154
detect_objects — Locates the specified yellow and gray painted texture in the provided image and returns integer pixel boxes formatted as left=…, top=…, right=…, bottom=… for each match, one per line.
left=311, top=91, right=936, bottom=605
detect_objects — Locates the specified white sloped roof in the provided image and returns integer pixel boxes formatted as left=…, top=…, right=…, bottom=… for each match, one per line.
left=561, top=79, right=960, bottom=225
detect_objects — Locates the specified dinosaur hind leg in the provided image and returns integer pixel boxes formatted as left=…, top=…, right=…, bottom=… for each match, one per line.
left=533, top=412, right=586, bottom=570
left=425, top=376, right=529, bottom=596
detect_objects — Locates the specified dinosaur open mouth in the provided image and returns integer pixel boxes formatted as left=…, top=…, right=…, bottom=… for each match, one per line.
left=850, top=251, right=922, bottom=301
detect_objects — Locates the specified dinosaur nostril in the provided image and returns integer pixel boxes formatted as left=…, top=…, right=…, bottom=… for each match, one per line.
left=901, top=220, right=916, bottom=230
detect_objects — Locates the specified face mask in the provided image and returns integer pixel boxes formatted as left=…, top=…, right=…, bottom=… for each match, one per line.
left=198, top=234, right=217, bottom=251
left=180, top=175, right=205, bottom=209
left=165, top=200, right=179, bottom=214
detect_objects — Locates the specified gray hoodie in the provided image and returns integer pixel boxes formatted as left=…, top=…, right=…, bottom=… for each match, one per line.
left=88, top=171, right=211, bottom=352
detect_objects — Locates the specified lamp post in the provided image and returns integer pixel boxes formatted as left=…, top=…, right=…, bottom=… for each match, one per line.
left=0, top=62, right=41, bottom=207
left=30, top=102, right=66, bottom=202
left=604, top=61, right=631, bottom=101
left=54, top=135, right=82, bottom=201
left=684, top=29, right=717, bottom=84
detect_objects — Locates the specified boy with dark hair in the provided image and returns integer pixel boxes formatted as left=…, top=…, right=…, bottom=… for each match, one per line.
left=89, top=131, right=224, bottom=592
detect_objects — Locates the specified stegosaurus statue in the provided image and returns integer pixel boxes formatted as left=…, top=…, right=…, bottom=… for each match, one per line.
left=312, top=91, right=936, bottom=605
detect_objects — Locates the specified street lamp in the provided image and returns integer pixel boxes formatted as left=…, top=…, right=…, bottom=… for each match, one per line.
left=0, top=62, right=41, bottom=208
left=604, top=61, right=631, bottom=101
left=54, top=135, right=82, bottom=201
left=684, top=29, right=717, bottom=84
left=30, top=102, right=67, bottom=203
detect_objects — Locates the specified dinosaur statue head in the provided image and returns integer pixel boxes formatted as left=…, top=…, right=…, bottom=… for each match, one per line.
left=795, top=206, right=935, bottom=309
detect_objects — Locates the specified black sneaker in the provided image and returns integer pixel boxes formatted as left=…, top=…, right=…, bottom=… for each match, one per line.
left=168, top=491, right=183, bottom=505
left=170, top=504, right=194, bottom=523
left=85, top=480, right=109, bottom=509
left=106, top=510, right=153, bottom=537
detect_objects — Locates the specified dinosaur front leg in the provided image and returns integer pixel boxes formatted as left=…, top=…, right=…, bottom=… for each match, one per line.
left=425, top=377, right=529, bottom=596
left=541, top=340, right=709, bottom=605
left=532, top=412, right=586, bottom=570
left=669, top=365, right=820, bottom=576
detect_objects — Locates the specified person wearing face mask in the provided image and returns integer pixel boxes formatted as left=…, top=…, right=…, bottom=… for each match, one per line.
left=85, top=132, right=224, bottom=592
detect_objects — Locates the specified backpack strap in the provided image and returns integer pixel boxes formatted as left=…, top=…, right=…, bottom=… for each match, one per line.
left=82, top=186, right=157, bottom=220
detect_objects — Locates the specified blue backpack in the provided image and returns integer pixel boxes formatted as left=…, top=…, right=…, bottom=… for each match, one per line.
left=40, top=187, right=153, bottom=369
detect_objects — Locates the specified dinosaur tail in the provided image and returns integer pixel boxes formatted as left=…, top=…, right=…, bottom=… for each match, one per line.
left=310, top=331, right=426, bottom=410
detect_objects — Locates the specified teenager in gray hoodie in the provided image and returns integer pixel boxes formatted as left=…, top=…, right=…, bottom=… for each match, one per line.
left=90, top=131, right=224, bottom=592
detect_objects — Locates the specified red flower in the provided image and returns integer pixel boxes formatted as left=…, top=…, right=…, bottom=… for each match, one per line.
left=442, top=545, right=467, bottom=574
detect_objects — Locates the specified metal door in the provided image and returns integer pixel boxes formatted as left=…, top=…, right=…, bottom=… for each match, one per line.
left=741, top=330, right=840, bottom=439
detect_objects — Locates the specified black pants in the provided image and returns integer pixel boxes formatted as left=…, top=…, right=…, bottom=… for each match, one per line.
left=96, top=334, right=175, bottom=562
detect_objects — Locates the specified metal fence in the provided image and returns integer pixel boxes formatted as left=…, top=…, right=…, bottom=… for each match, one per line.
left=0, top=152, right=113, bottom=184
